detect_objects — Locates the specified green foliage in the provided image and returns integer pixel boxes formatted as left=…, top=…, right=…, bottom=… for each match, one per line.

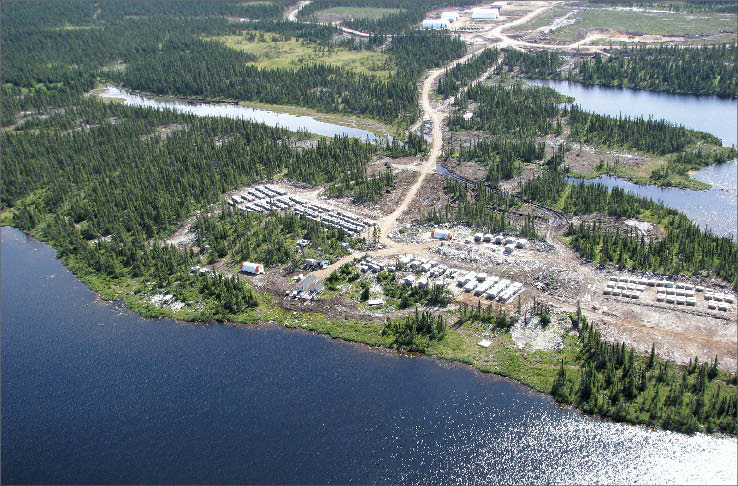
left=437, top=47, right=501, bottom=97
left=587, top=1, right=736, bottom=15
left=456, top=136, right=545, bottom=183
left=455, top=301, right=517, bottom=330
left=382, top=308, right=447, bottom=352
left=450, top=82, right=567, bottom=137
left=377, top=271, right=451, bottom=308
left=565, top=218, right=737, bottom=282
left=567, top=104, right=728, bottom=156
left=423, top=181, right=515, bottom=233
left=501, top=48, right=565, bottom=79
left=192, top=210, right=350, bottom=268
left=359, top=281, right=370, bottom=301
left=506, top=44, right=737, bottom=99
left=554, top=315, right=738, bottom=434
left=386, top=30, right=468, bottom=80
left=300, top=0, right=477, bottom=34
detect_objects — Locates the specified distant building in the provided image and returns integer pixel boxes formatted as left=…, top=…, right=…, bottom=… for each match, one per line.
left=472, top=8, right=499, bottom=19
left=421, top=18, right=451, bottom=30
left=440, top=11, right=459, bottom=22
left=490, top=1, right=507, bottom=9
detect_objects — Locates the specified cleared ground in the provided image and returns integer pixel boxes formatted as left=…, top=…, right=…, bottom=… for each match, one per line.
left=312, top=6, right=404, bottom=21
left=205, top=32, right=394, bottom=78
left=547, top=8, right=736, bottom=44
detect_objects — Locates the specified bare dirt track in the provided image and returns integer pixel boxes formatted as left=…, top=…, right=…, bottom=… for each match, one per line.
left=247, top=2, right=738, bottom=372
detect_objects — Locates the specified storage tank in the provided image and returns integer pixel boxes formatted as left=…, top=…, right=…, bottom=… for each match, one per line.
left=432, top=228, right=452, bottom=240
left=240, top=261, right=264, bottom=275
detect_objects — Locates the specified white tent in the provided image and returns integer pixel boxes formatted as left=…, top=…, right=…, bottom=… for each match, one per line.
left=421, top=18, right=451, bottom=30
left=472, top=8, right=498, bottom=19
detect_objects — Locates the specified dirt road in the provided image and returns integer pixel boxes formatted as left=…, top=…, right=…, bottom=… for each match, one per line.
left=313, top=5, right=560, bottom=282
left=285, top=1, right=311, bottom=21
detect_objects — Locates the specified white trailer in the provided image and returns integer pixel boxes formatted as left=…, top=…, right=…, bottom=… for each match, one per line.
left=240, top=261, right=264, bottom=275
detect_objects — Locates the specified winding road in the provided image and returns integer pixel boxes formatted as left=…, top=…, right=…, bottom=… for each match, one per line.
left=313, top=4, right=560, bottom=280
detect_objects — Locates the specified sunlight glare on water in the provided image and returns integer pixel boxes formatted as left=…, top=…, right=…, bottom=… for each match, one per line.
left=381, top=393, right=737, bottom=485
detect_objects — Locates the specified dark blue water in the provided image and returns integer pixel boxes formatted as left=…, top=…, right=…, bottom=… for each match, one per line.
left=523, top=79, right=737, bottom=147
left=2, top=226, right=736, bottom=484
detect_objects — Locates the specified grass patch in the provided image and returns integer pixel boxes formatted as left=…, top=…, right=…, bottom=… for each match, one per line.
left=205, top=32, right=395, bottom=78
left=508, top=5, right=574, bottom=33
left=241, top=1, right=272, bottom=5
left=314, top=6, right=404, bottom=21
left=550, top=8, right=737, bottom=43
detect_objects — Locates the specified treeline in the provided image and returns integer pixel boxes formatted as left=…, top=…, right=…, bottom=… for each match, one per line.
left=520, top=169, right=737, bottom=282
left=565, top=217, right=737, bottom=282
left=2, top=100, right=374, bottom=239
left=436, top=47, right=501, bottom=97
left=382, top=308, right=447, bottom=352
left=113, top=38, right=415, bottom=124
left=455, top=300, right=518, bottom=330
left=43, top=213, right=259, bottom=319
left=449, top=82, right=568, bottom=137
left=424, top=179, right=539, bottom=238
left=377, top=270, right=451, bottom=309
left=504, top=45, right=737, bottom=98
left=192, top=210, right=350, bottom=267
left=454, top=136, right=545, bottom=183
left=326, top=169, right=395, bottom=202
left=385, top=30, right=468, bottom=80
left=299, top=0, right=476, bottom=34
left=553, top=312, right=737, bottom=434
left=586, top=0, right=737, bottom=13
left=500, top=48, right=564, bottom=79
left=567, top=105, right=735, bottom=158
left=1, top=0, right=293, bottom=125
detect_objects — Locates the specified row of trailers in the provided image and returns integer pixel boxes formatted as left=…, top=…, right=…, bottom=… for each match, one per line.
left=456, top=272, right=523, bottom=303
left=227, top=186, right=372, bottom=237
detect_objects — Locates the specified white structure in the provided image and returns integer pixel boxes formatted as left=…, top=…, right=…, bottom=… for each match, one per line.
left=240, top=261, right=264, bottom=275
left=432, top=228, right=452, bottom=240
left=472, top=8, right=498, bottom=19
left=421, top=18, right=450, bottom=30
left=490, top=1, right=506, bottom=9
left=440, top=11, right=459, bottom=22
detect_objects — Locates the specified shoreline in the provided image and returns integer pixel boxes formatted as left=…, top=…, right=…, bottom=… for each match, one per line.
left=5, top=224, right=735, bottom=438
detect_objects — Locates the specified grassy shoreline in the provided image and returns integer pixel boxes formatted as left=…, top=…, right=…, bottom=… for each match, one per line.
left=91, top=84, right=400, bottom=139
left=8, top=222, right=735, bottom=437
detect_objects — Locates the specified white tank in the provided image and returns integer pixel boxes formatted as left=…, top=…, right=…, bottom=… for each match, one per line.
left=432, top=229, right=452, bottom=240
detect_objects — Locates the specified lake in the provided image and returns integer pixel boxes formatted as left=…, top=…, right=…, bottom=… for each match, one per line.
left=2, top=226, right=736, bottom=484
left=98, top=86, right=380, bottom=141
left=524, top=79, right=738, bottom=238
